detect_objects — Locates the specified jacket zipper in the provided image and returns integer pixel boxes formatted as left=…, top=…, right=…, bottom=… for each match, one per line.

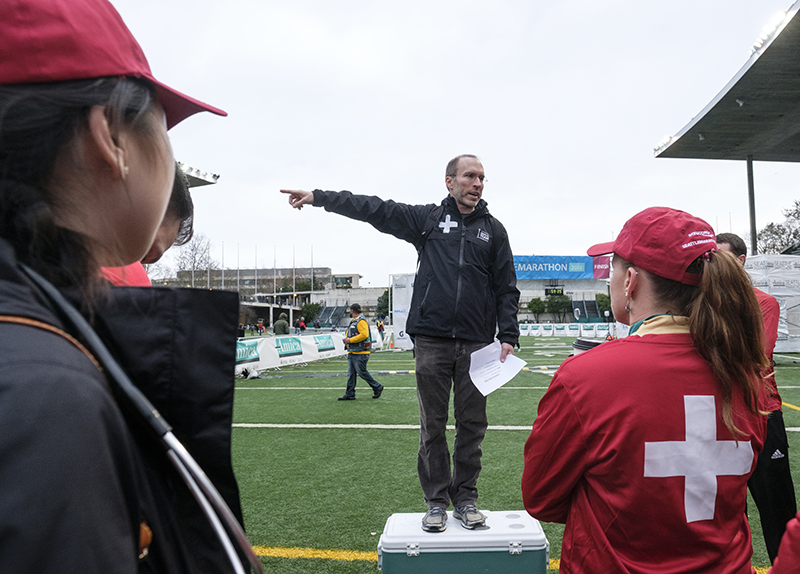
left=452, top=214, right=466, bottom=338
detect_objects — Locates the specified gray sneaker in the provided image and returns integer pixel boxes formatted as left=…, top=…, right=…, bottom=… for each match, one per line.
left=453, top=505, right=486, bottom=529
left=421, top=506, right=447, bottom=532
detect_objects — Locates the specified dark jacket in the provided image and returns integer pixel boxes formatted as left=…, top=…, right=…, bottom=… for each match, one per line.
left=314, top=190, right=519, bottom=345
left=0, top=238, right=243, bottom=573
left=274, top=312, right=290, bottom=335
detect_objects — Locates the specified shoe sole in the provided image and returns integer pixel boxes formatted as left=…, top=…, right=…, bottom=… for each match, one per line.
left=421, top=523, right=446, bottom=532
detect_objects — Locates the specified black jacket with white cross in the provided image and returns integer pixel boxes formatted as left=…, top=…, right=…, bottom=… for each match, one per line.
left=313, top=190, right=520, bottom=346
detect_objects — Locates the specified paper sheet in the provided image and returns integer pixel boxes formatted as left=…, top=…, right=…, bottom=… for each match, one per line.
left=468, top=340, right=527, bottom=396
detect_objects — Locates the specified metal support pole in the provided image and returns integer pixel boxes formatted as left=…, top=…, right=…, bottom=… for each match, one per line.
left=747, top=155, right=758, bottom=255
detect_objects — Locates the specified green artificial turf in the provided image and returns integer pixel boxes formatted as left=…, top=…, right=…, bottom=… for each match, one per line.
left=231, top=341, right=800, bottom=573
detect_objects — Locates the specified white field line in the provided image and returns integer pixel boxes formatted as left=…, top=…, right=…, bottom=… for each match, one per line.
left=233, top=423, right=532, bottom=431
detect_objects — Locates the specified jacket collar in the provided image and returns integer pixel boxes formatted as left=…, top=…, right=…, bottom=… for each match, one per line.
left=629, top=314, right=690, bottom=337
left=442, top=195, right=489, bottom=218
left=0, top=238, right=65, bottom=329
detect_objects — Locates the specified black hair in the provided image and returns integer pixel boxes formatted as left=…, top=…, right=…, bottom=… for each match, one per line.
left=716, top=232, right=747, bottom=258
left=168, top=163, right=194, bottom=247
left=0, top=77, right=157, bottom=303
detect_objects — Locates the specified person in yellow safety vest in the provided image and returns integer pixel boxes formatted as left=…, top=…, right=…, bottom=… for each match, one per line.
left=339, top=303, right=384, bottom=401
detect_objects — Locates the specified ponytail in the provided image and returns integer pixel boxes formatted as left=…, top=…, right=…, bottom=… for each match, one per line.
left=687, top=249, right=771, bottom=436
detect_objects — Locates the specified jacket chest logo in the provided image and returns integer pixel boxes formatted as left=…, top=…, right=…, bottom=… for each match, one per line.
left=439, top=214, right=458, bottom=234
left=477, top=228, right=490, bottom=243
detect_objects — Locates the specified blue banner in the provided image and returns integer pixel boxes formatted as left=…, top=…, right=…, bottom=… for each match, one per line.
left=514, top=255, right=594, bottom=279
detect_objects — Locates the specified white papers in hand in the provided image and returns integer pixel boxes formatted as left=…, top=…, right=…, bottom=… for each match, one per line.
left=468, top=340, right=527, bottom=396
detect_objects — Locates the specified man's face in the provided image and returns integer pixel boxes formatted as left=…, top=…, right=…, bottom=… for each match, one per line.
left=141, top=217, right=181, bottom=265
left=717, top=242, right=747, bottom=266
left=446, top=157, right=485, bottom=214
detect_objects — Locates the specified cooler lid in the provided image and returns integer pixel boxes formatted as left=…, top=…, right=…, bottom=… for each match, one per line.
left=378, top=510, right=548, bottom=553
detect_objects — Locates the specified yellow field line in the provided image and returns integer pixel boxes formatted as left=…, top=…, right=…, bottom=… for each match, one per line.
left=783, top=401, right=800, bottom=412
left=251, top=546, right=563, bottom=568
left=250, top=548, right=768, bottom=572
left=252, top=546, right=377, bottom=562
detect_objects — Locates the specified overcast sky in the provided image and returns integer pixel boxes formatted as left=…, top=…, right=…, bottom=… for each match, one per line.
left=111, top=0, right=800, bottom=287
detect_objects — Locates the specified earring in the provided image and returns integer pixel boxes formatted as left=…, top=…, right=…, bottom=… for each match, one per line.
left=122, top=165, right=129, bottom=180
left=624, top=300, right=631, bottom=314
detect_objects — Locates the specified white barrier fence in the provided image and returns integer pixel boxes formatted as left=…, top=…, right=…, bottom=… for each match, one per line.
left=236, top=327, right=388, bottom=374
left=747, top=254, right=800, bottom=353
left=519, top=323, right=614, bottom=338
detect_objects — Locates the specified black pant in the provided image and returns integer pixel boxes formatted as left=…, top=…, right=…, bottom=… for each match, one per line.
left=748, top=410, right=797, bottom=563
left=414, top=336, right=487, bottom=509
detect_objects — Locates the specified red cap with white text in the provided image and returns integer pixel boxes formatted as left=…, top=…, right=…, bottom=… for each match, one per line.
left=587, top=207, right=715, bottom=286
left=0, top=0, right=226, bottom=129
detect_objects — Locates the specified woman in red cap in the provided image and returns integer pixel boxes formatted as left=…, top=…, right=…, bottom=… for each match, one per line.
left=522, top=207, right=770, bottom=573
left=0, top=1, right=254, bottom=573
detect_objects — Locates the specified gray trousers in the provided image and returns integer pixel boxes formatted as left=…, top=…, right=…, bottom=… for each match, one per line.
left=345, top=353, right=381, bottom=397
left=414, top=335, right=488, bottom=509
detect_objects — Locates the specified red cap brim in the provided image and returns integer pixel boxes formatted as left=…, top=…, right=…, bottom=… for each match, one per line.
left=587, top=241, right=615, bottom=257
left=149, top=77, right=227, bottom=130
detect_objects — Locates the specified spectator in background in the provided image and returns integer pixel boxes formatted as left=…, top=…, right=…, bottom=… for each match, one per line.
left=339, top=303, right=383, bottom=401
left=523, top=207, right=770, bottom=573
left=274, top=313, right=290, bottom=335
left=717, top=232, right=797, bottom=563
left=101, top=162, right=193, bottom=286
left=141, top=163, right=193, bottom=264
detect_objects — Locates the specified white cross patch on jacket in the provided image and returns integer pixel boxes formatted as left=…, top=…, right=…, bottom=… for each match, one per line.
left=643, top=395, right=753, bottom=522
left=439, top=214, right=458, bottom=234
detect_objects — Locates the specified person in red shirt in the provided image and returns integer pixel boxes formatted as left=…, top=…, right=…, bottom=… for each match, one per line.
left=523, top=207, right=771, bottom=574
left=769, top=508, right=800, bottom=573
left=717, top=232, right=797, bottom=563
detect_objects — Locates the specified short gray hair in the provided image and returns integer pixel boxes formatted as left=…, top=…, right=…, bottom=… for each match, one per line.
left=445, top=154, right=478, bottom=177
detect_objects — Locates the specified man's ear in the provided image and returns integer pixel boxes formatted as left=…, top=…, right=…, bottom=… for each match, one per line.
left=445, top=175, right=453, bottom=192
left=86, top=106, right=127, bottom=180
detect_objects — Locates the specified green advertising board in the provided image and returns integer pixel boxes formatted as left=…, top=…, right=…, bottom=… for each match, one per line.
left=275, top=336, right=303, bottom=358
left=314, top=335, right=335, bottom=352
left=236, top=340, right=260, bottom=364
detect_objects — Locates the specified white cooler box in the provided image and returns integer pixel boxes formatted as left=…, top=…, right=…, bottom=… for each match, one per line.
left=377, top=510, right=549, bottom=573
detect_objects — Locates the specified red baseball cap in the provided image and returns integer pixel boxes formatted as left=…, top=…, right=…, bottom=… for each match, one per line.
left=0, top=0, right=226, bottom=129
left=587, top=207, right=716, bottom=286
